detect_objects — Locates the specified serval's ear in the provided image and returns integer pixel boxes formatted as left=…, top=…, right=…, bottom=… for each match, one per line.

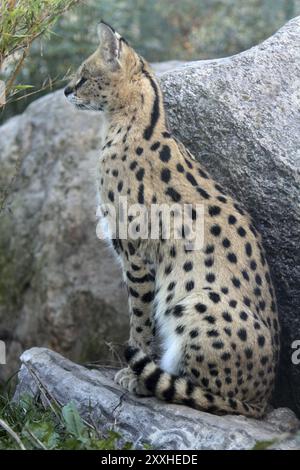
left=97, top=21, right=120, bottom=70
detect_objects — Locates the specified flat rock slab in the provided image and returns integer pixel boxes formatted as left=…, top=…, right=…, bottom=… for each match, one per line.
left=14, top=348, right=300, bottom=450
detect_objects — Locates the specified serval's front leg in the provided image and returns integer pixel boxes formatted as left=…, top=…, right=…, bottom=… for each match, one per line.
left=114, top=250, right=156, bottom=395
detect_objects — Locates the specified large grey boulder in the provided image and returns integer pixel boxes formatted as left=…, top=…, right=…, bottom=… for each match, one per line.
left=160, top=17, right=300, bottom=415
left=0, top=89, right=128, bottom=378
left=0, top=18, right=299, bottom=416
left=14, top=348, right=300, bottom=450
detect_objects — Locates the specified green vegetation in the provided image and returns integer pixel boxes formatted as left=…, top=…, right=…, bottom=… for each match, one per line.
left=0, top=392, right=132, bottom=450
left=0, top=0, right=80, bottom=105
left=252, top=439, right=277, bottom=450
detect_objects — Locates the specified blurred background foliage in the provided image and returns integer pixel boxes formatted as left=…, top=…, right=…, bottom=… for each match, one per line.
left=1, top=0, right=299, bottom=123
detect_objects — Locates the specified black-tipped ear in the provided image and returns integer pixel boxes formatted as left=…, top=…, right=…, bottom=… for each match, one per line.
left=97, top=21, right=120, bottom=69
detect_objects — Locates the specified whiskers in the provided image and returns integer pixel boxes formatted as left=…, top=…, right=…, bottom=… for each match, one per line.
left=66, top=92, right=103, bottom=112
left=75, top=101, right=102, bottom=112
left=81, top=102, right=103, bottom=111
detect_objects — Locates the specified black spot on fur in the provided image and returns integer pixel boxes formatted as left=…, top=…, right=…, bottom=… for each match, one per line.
left=176, top=163, right=184, bottom=173
left=206, top=273, right=216, bottom=283
left=141, top=291, right=154, bottom=303
left=186, top=172, right=198, bottom=187
left=221, top=352, right=231, bottom=361
left=132, top=308, right=143, bottom=319
left=165, top=187, right=181, bottom=202
left=186, top=280, right=195, bottom=292
left=231, top=277, right=241, bottom=288
left=227, top=252, right=237, bottom=264
left=161, top=168, right=171, bottom=183
left=165, top=264, right=172, bottom=275
left=240, top=311, right=248, bottom=321
left=173, top=305, right=184, bottom=317
left=210, top=225, right=221, bottom=237
left=130, top=160, right=138, bottom=170
left=136, top=168, right=145, bottom=181
left=205, top=244, right=215, bottom=254
left=197, top=187, right=210, bottom=199
left=209, top=205, right=221, bottom=217
left=237, top=226, right=247, bottom=237
left=170, top=246, right=176, bottom=258
left=159, top=145, right=171, bottom=162
left=204, top=315, right=216, bottom=324
left=209, top=292, right=221, bottom=303
left=183, top=261, right=193, bottom=272
left=201, top=377, right=209, bottom=388
left=136, top=147, right=143, bottom=155
left=190, top=329, right=199, bottom=338
left=195, top=303, right=207, bottom=313
left=212, top=341, right=224, bottom=349
left=150, top=141, right=160, bottom=151
left=198, top=168, right=209, bottom=179
left=222, top=238, right=231, bottom=248
left=237, top=328, right=247, bottom=341
left=250, top=260, right=257, bottom=271
left=175, top=325, right=185, bottom=335
left=245, top=243, right=252, bottom=257
left=138, top=184, right=144, bottom=204
left=222, top=312, right=232, bottom=322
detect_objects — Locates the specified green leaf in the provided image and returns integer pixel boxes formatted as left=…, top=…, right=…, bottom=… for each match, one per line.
left=61, top=401, right=86, bottom=441
left=94, top=430, right=121, bottom=450
left=143, top=442, right=153, bottom=450
left=12, top=85, right=35, bottom=90
left=60, top=437, right=85, bottom=450
left=123, top=441, right=133, bottom=450
left=252, top=439, right=276, bottom=450
left=23, top=420, right=60, bottom=449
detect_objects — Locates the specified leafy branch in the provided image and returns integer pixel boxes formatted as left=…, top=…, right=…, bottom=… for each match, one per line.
left=0, top=0, right=81, bottom=103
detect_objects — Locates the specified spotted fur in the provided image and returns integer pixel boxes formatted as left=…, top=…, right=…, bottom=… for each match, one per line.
left=65, top=22, right=280, bottom=418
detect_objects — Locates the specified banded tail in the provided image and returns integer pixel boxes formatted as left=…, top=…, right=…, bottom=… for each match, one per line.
left=125, top=346, right=266, bottom=418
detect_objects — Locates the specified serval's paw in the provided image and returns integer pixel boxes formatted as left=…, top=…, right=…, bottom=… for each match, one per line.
left=114, top=367, right=151, bottom=396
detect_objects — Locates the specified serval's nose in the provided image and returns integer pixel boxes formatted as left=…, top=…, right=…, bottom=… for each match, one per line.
left=64, top=86, right=73, bottom=97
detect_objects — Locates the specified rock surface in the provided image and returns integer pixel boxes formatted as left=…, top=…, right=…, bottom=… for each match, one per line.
left=14, top=348, right=300, bottom=450
left=0, top=94, right=128, bottom=377
left=1, top=18, right=300, bottom=414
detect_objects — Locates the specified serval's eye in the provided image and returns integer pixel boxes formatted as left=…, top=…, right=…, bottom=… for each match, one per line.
left=75, top=77, right=87, bottom=90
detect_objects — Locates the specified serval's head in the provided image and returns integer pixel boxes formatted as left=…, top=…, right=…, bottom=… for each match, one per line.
left=64, top=21, right=150, bottom=113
